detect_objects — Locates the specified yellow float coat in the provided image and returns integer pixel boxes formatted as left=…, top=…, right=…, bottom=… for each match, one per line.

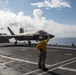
left=36, top=37, right=50, bottom=51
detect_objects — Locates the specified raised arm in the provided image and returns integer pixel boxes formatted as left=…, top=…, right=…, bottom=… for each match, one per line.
left=44, top=36, right=50, bottom=43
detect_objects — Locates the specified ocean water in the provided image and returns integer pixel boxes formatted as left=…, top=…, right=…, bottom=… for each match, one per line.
left=49, top=37, right=76, bottom=46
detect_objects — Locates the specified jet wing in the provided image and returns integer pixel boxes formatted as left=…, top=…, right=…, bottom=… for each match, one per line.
left=0, top=35, right=17, bottom=39
left=0, top=34, right=34, bottom=40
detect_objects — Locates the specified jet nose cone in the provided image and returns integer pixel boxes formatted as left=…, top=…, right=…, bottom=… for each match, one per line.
left=49, top=34, right=55, bottom=38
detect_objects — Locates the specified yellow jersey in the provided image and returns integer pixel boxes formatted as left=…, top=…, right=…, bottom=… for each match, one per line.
left=36, top=37, right=50, bottom=51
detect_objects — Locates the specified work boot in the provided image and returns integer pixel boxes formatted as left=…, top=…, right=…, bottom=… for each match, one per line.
left=38, top=66, right=42, bottom=69
left=42, top=68, right=48, bottom=71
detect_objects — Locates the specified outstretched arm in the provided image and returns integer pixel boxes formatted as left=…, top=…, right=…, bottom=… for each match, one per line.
left=45, top=36, right=50, bottom=43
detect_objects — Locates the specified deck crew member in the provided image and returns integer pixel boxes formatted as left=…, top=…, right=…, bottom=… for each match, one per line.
left=36, top=36, right=50, bottom=71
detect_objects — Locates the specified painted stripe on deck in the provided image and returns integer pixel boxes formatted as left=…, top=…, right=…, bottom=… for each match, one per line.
left=37, top=59, right=76, bottom=75
left=0, top=55, right=50, bottom=67
left=60, top=60, right=76, bottom=67
left=23, top=57, right=76, bottom=75
left=58, top=66, right=76, bottom=72
left=0, top=55, right=76, bottom=75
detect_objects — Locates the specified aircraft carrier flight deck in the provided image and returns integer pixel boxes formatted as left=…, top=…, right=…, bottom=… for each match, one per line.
left=0, top=43, right=76, bottom=75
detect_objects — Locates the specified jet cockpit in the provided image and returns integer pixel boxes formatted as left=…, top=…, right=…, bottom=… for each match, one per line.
left=37, top=30, right=47, bottom=34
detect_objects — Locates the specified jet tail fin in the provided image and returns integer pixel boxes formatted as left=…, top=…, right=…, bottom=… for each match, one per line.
left=7, top=27, right=15, bottom=35
left=20, top=28, right=24, bottom=33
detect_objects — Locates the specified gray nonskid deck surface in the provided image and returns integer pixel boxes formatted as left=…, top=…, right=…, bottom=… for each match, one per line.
left=0, top=43, right=76, bottom=75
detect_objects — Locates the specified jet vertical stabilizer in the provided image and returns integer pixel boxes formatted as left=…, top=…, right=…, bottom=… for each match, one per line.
left=7, top=27, right=15, bottom=35
left=20, top=28, right=24, bottom=33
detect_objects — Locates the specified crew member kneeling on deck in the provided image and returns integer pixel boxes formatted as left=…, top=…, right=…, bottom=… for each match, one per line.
left=36, top=36, right=50, bottom=71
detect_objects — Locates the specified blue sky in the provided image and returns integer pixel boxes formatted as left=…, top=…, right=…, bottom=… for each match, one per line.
left=0, top=0, right=76, bottom=37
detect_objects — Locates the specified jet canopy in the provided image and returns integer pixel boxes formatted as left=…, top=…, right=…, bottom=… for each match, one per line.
left=37, top=30, right=47, bottom=34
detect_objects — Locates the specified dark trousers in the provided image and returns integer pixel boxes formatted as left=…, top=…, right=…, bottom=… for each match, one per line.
left=38, top=50, right=46, bottom=68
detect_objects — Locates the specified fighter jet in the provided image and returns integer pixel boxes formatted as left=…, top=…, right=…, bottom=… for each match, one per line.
left=0, top=27, right=54, bottom=46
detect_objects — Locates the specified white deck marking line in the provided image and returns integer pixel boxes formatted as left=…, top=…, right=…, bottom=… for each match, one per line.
left=37, top=67, right=59, bottom=75
left=58, top=67, right=76, bottom=72
left=0, top=55, right=38, bottom=65
left=64, top=53, right=72, bottom=56
left=22, top=69, right=40, bottom=75
left=3, top=60, right=15, bottom=65
left=0, top=55, right=51, bottom=67
left=37, top=59, right=76, bottom=75
left=0, top=54, right=76, bottom=75
left=45, top=57, right=76, bottom=67
left=59, top=60, right=76, bottom=67
left=22, top=57, right=76, bottom=75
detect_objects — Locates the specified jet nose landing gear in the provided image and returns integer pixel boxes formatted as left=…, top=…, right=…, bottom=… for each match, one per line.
left=28, top=40, right=31, bottom=46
